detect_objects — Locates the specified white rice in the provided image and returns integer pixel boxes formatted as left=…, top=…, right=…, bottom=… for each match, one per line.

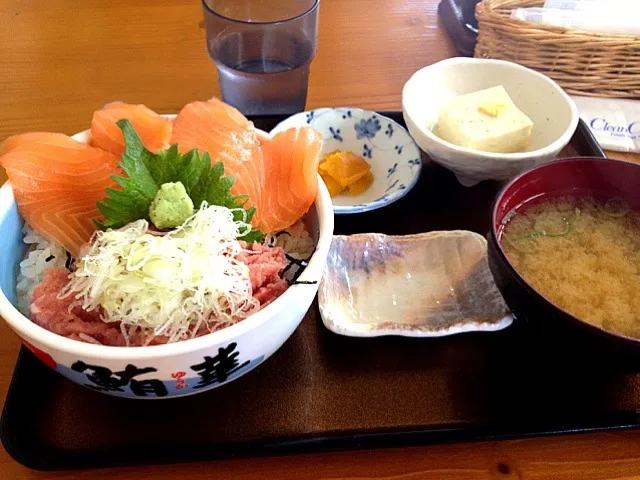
left=15, top=224, right=68, bottom=317
left=263, top=220, right=316, bottom=281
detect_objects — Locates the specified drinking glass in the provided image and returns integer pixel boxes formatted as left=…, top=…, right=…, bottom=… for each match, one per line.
left=202, top=0, right=319, bottom=116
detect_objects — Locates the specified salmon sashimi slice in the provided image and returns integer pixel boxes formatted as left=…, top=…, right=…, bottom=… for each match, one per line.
left=0, top=134, right=120, bottom=257
left=90, top=101, right=172, bottom=158
left=256, top=127, right=323, bottom=233
left=170, top=97, right=264, bottom=214
left=1, top=132, right=85, bottom=156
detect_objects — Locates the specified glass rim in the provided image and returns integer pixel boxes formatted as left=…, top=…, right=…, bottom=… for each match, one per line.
left=202, top=0, right=319, bottom=26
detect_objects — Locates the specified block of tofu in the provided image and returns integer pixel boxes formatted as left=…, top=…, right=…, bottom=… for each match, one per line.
left=435, top=85, right=534, bottom=153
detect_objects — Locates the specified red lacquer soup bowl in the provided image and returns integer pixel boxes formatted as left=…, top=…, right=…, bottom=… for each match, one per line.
left=487, top=157, right=640, bottom=369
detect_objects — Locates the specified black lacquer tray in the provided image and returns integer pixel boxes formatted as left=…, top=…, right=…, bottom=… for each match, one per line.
left=4, top=113, right=634, bottom=472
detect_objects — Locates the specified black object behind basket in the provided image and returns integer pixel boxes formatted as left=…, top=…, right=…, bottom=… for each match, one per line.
left=2, top=114, right=630, bottom=472
left=438, top=0, right=481, bottom=57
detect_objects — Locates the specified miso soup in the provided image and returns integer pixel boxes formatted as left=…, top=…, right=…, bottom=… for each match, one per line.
left=501, top=195, right=640, bottom=338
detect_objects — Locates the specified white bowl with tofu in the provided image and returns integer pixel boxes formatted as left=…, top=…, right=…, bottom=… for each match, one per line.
left=402, top=57, right=579, bottom=186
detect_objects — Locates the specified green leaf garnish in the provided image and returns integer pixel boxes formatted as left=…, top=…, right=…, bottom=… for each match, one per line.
left=96, top=119, right=263, bottom=242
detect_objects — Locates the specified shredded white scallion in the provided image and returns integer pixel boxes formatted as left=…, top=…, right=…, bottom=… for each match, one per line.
left=57, top=203, right=260, bottom=344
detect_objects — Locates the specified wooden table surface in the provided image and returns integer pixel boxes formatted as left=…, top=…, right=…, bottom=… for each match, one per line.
left=2, top=0, right=640, bottom=478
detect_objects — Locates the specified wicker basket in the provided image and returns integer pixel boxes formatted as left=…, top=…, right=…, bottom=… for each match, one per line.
left=474, top=0, right=640, bottom=98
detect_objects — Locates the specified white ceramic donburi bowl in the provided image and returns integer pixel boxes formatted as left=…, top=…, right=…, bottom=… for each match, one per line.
left=402, top=57, right=579, bottom=187
left=0, top=123, right=334, bottom=399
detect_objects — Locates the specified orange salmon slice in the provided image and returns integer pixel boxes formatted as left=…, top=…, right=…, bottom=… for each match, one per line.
left=90, top=102, right=173, bottom=158
left=0, top=134, right=120, bottom=257
left=1, top=132, right=85, bottom=156
left=256, top=127, right=323, bottom=233
left=170, top=97, right=265, bottom=213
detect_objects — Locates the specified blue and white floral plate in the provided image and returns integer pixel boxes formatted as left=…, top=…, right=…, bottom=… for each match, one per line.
left=270, top=107, right=422, bottom=214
